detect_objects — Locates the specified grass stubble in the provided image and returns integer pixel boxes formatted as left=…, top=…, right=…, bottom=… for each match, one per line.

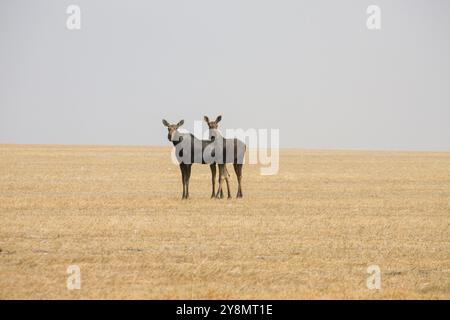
left=0, top=144, right=449, bottom=299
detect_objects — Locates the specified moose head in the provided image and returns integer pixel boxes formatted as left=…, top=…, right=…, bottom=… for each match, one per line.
left=203, top=115, right=222, bottom=129
left=162, top=119, right=184, bottom=141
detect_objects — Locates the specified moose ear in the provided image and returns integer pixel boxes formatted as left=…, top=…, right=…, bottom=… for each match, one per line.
left=216, top=115, right=222, bottom=123
left=176, top=119, right=184, bottom=127
left=162, top=119, right=170, bottom=127
left=204, top=116, right=210, bottom=123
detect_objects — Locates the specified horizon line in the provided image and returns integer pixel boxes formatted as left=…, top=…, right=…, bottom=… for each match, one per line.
left=1, top=143, right=449, bottom=154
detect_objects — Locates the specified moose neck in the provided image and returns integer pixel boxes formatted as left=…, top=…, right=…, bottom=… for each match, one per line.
left=209, top=129, right=224, bottom=141
left=171, top=132, right=196, bottom=146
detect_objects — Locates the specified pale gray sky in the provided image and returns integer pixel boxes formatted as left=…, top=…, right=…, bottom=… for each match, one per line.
left=1, top=0, right=449, bottom=150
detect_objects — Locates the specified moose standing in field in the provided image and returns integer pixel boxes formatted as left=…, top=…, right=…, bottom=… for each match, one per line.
left=204, top=115, right=246, bottom=198
left=162, top=119, right=232, bottom=199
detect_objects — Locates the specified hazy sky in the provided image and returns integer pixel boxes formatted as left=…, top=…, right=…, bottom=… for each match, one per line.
left=1, top=0, right=449, bottom=150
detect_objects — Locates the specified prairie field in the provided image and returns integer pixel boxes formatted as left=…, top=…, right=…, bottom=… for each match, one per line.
left=0, top=144, right=449, bottom=299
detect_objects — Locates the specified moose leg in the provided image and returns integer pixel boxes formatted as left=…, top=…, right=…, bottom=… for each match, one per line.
left=216, top=164, right=225, bottom=199
left=233, top=164, right=243, bottom=198
left=219, top=165, right=224, bottom=198
left=180, top=164, right=186, bottom=199
left=237, top=164, right=243, bottom=198
left=215, top=165, right=222, bottom=198
left=224, top=165, right=232, bottom=199
left=210, top=164, right=216, bottom=198
left=185, top=164, right=192, bottom=199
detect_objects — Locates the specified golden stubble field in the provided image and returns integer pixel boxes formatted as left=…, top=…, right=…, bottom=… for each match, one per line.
left=0, top=144, right=449, bottom=299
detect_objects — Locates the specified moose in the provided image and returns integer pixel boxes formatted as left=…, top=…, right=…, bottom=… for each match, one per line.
left=162, top=119, right=232, bottom=199
left=204, top=115, right=246, bottom=198
left=162, top=117, right=246, bottom=199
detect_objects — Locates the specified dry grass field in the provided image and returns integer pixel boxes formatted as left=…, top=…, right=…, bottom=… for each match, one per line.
left=0, top=144, right=449, bottom=299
